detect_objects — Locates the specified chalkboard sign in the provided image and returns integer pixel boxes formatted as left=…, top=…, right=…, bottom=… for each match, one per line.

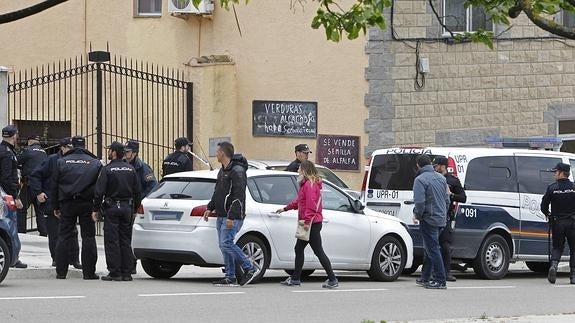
left=252, top=100, right=317, bottom=138
left=316, top=134, right=360, bottom=171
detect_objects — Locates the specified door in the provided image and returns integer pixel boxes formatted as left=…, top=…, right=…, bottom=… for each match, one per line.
left=320, top=182, right=371, bottom=265
left=249, top=175, right=316, bottom=263
left=514, top=155, right=561, bottom=256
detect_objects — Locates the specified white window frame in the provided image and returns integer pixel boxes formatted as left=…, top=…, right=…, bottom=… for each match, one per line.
left=441, top=1, right=492, bottom=36
left=134, top=0, right=162, bottom=17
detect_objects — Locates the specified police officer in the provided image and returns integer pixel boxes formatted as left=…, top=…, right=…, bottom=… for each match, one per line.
left=285, top=144, right=311, bottom=172
left=0, top=125, right=27, bottom=269
left=162, top=137, right=193, bottom=177
left=53, top=136, right=101, bottom=280
left=432, top=156, right=466, bottom=282
left=92, top=142, right=141, bottom=281
left=124, top=140, right=157, bottom=196
left=541, top=162, right=575, bottom=284
left=17, top=135, right=48, bottom=235
left=28, top=137, right=81, bottom=269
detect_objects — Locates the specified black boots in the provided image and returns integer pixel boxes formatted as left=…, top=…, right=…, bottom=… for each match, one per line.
left=548, top=261, right=559, bottom=284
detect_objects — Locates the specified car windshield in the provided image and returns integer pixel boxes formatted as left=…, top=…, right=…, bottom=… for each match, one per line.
left=147, top=178, right=215, bottom=200
left=369, top=154, right=438, bottom=191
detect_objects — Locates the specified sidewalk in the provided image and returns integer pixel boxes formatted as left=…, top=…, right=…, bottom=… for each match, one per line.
left=393, top=314, right=575, bottom=323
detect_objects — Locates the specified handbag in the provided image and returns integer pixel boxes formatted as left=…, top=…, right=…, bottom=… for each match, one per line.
left=295, top=194, right=322, bottom=241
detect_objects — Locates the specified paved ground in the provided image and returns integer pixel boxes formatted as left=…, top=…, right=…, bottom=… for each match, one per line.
left=2, top=234, right=575, bottom=323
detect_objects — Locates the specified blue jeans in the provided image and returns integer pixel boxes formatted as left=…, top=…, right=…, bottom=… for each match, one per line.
left=420, top=220, right=446, bottom=283
left=216, top=217, right=252, bottom=279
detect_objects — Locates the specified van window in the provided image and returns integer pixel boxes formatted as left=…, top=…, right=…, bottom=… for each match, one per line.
left=570, top=160, right=575, bottom=178
left=465, top=156, right=517, bottom=193
left=516, top=156, right=561, bottom=194
left=369, top=154, right=438, bottom=191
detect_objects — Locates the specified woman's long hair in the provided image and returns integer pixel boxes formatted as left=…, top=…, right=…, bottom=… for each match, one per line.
left=299, top=160, right=321, bottom=184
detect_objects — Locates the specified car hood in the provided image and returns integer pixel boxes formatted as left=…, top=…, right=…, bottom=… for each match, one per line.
left=363, top=207, right=404, bottom=223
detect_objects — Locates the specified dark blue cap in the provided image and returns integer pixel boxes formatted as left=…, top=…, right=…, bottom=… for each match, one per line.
left=552, top=163, right=571, bottom=173
left=124, top=140, right=139, bottom=152
left=71, top=136, right=85, bottom=148
left=105, top=141, right=124, bottom=152
left=2, top=125, right=17, bottom=138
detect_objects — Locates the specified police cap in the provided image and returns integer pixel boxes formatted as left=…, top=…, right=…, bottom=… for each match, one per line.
left=105, top=141, right=124, bottom=153
left=2, top=125, right=17, bottom=138
left=295, top=144, right=311, bottom=153
left=71, top=136, right=86, bottom=148
left=59, top=137, right=72, bottom=147
left=124, top=139, right=139, bottom=152
left=552, top=163, right=571, bottom=173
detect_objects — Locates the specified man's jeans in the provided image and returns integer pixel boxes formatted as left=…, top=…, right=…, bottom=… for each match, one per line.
left=216, top=217, right=252, bottom=280
left=420, top=220, right=446, bottom=283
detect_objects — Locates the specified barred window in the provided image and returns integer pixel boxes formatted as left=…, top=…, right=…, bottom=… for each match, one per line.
left=443, top=0, right=492, bottom=34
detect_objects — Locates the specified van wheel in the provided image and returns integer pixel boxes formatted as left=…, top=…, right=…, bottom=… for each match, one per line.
left=284, top=269, right=315, bottom=278
left=237, top=235, right=270, bottom=284
left=141, top=259, right=182, bottom=279
left=367, top=236, right=406, bottom=282
left=525, top=261, right=550, bottom=273
left=473, top=234, right=510, bottom=280
left=401, top=257, right=422, bottom=276
left=0, top=237, right=10, bottom=284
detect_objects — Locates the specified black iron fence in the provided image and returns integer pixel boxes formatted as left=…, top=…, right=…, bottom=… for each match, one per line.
left=7, top=51, right=193, bottom=232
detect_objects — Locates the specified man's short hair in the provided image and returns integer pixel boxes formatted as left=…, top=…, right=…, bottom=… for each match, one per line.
left=218, top=141, right=234, bottom=158
left=416, top=154, right=431, bottom=168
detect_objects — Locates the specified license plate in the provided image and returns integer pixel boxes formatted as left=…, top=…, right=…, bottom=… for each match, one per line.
left=152, top=211, right=183, bottom=221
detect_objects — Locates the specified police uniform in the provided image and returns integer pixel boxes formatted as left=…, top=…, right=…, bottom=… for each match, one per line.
left=17, top=136, right=48, bottom=235
left=53, top=136, right=101, bottom=279
left=285, top=144, right=311, bottom=172
left=541, top=162, right=575, bottom=284
left=124, top=140, right=157, bottom=196
left=94, top=142, right=141, bottom=281
left=162, top=137, right=192, bottom=177
left=0, top=125, right=27, bottom=268
left=28, top=137, right=81, bottom=268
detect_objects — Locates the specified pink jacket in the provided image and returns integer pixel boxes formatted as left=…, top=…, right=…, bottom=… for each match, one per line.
left=285, top=178, right=323, bottom=224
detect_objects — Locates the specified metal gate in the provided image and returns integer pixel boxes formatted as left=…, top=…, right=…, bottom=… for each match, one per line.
left=7, top=51, right=193, bottom=232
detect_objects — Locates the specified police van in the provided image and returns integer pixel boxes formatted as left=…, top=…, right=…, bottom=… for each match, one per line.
left=362, top=146, right=575, bottom=279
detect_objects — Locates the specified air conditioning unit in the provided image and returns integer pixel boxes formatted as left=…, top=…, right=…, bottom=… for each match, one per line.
left=168, top=0, right=214, bottom=14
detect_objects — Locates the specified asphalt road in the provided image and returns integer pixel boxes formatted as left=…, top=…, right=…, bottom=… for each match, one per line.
left=1, top=268, right=575, bottom=323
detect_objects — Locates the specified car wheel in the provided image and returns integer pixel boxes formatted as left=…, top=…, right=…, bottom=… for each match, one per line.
left=141, top=259, right=182, bottom=279
left=473, top=234, right=510, bottom=280
left=0, top=237, right=10, bottom=284
left=401, top=257, right=422, bottom=276
left=525, top=261, right=550, bottom=273
left=367, top=235, right=406, bottom=282
left=237, top=235, right=270, bottom=284
left=284, top=269, right=315, bottom=278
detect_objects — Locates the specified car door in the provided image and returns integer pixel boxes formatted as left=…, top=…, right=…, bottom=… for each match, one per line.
left=249, top=175, right=316, bottom=263
left=320, top=182, right=371, bottom=265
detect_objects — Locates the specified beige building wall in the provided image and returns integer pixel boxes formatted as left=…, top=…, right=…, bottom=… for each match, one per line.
left=0, top=1, right=368, bottom=188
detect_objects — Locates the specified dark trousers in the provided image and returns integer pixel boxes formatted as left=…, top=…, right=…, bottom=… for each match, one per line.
left=103, top=204, right=134, bottom=277
left=420, top=220, right=446, bottom=283
left=17, top=184, right=47, bottom=235
left=439, top=221, right=454, bottom=276
left=46, top=210, right=79, bottom=263
left=550, top=216, right=575, bottom=268
left=56, top=200, right=97, bottom=277
left=292, top=222, right=336, bottom=281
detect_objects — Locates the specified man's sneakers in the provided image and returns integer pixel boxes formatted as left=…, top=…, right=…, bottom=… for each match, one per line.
left=424, top=280, right=447, bottom=289
left=212, top=277, right=237, bottom=286
left=12, top=260, right=27, bottom=269
left=548, top=261, right=559, bottom=284
left=416, top=278, right=428, bottom=287
left=280, top=277, right=301, bottom=286
left=238, top=267, right=257, bottom=286
left=322, top=279, right=339, bottom=289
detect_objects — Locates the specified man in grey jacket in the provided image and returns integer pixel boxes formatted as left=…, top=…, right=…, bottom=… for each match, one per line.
left=413, top=154, right=450, bottom=289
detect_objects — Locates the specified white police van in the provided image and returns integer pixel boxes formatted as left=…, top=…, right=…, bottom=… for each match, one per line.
left=362, top=146, right=575, bottom=279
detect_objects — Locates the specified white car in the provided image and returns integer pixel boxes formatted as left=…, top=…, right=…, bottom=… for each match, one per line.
left=132, top=170, right=413, bottom=283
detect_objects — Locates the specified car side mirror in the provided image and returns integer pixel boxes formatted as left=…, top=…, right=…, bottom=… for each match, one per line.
left=352, top=199, right=365, bottom=213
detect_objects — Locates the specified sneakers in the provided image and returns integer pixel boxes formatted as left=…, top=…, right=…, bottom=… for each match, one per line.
left=416, top=278, right=428, bottom=287
left=424, top=280, right=447, bottom=289
left=322, top=279, right=339, bottom=289
left=238, top=267, right=257, bottom=286
left=280, top=277, right=301, bottom=286
left=212, top=277, right=237, bottom=286
left=101, top=275, right=123, bottom=282
left=548, top=261, right=558, bottom=284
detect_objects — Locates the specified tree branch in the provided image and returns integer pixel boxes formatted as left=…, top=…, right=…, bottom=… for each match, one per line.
left=0, top=0, right=69, bottom=25
left=519, top=0, right=575, bottom=39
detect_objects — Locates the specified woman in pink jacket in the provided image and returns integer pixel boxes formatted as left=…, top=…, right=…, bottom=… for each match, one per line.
left=276, top=160, right=338, bottom=288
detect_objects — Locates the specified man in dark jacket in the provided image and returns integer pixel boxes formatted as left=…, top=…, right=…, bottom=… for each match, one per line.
left=413, top=154, right=450, bottom=289
left=93, top=141, right=141, bottom=282
left=432, top=156, right=467, bottom=282
left=52, top=136, right=101, bottom=280
left=124, top=140, right=157, bottom=197
left=162, top=137, right=193, bottom=177
left=17, top=135, right=48, bottom=235
left=203, top=141, right=256, bottom=286
left=28, top=137, right=81, bottom=268
left=541, top=162, right=575, bottom=284
left=285, top=144, right=311, bottom=172
left=0, top=125, right=27, bottom=268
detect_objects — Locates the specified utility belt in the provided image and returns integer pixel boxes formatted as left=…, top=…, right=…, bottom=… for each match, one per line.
left=550, top=214, right=575, bottom=221
left=102, top=197, right=133, bottom=210
left=63, top=193, right=91, bottom=201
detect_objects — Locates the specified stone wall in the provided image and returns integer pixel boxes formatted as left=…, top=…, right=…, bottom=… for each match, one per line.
left=365, top=0, right=575, bottom=156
